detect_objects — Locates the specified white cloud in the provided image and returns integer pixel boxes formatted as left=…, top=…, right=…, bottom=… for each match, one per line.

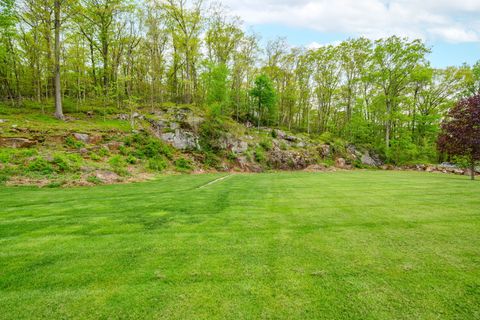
left=221, top=0, right=480, bottom=43
left=306, top=41, right=342, bottom=50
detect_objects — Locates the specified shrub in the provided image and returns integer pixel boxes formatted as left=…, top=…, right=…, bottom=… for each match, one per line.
left=198, top=116, right=229, bottom=152
left=148, top=157, right=168, bottom=172
left=0, top=148, right=37, bottom=164
left=90, top=152, right=101, bottom=161
left=65, top=136, right=85, bottom=149
left=260, top=139, right=273, bottom=151
left=109, top=155, right=128, bottom=176
left=53, top=153, right=82, bottom=172
left=27, top=158, right=53, bottom=174
left=143, top=139, right=173, bottom=159
left=87, top=175, right=102, bottom=185
left=97, top=147, right=110, bottom=157
left=46, top=181, right=63, bottom=188
left=203, top=151, right=222, bottom=168
left=125, top=133, right=173, bottom=159
left=126, top=155, right=137, bottom=164
left=0, top=173, right=8, bottom=184
left=254, top=147, right=266, bottom=163
left=175, top=157, right=193, bottom=172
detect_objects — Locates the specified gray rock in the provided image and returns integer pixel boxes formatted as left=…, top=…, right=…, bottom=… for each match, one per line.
left=185, top=116, right=204, bottom=130
left=347, top=144, right=362, bottom=158
left=268, top=149, right=313, bottom=170
left=72, top=133, right=101, bottom=145
left=319, top=144, right=331, bottom=158
left=95, top=170, right=120, bottom=183
left=220, top=136, right=249, bottom=154
left=169, top=122, right=179, bottom=130
left=361, top=151, right=382, bottom=167
left=161, top=129, right=199, bottom=150
left=73, top=133, right=90, bottom=143
left=335, top=157, right=346, bottom=168
left=0, top=119, right=6, bottom=123
left=232, top=141, right=248, bottom=154
left=116, top=114, right=129, bottom=120
left=273, top=129, right=287, bottom=139
left=284, top=135, right=299, bottom=142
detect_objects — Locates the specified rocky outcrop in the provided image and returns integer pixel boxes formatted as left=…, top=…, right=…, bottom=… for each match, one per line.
left=267, top=149, right=314, bottom=170
left=219, top=135, right=248, bottom=154
left=160, top=129, right=199, bottom=150
left=0, top=137, right=36, bottom=148
left=361, top=151, right=383, bottom=167
left=318, top=144, right=331, bottom=158
left=236, top=156, right=263, bottom=172
left=346, top=144, right=383, bottom=167
left=146, top=117, right=199, bottom=150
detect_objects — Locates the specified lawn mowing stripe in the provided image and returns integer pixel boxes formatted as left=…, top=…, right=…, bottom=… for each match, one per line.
left=197, top=174, right=232, bottom=189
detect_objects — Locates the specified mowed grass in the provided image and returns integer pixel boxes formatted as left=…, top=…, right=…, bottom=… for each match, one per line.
left=0, top=171, right=479, bottom=319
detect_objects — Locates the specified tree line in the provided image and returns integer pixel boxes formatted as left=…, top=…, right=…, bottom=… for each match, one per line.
left=1, top=0, right=480, bottom=163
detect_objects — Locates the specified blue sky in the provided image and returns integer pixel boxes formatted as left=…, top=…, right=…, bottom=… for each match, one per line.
left=221, top=0, right=480, bottom=68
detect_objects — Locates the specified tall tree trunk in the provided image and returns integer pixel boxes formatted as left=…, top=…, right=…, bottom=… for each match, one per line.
left=471, top=160, right=475, bottom=181
left=385, top=98, right=391, bottom=154
left=54, top=0, right=64, bottom=120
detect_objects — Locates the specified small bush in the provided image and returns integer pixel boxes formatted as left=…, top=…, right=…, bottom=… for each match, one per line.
left=27, top=158, right=54, bottom=174
left=148, top=157, right=168, bottom=172
left=125, top=133, right=173, bottom=159
left=109, top=155, right=128, bottom=176
left=87, top=175, right=102, bottom=184
left=0, top=148, right=37, bottom=164
left=65, top=136, right=85, bottom=149
left=143, top=139, right=173, bottom=159
left=0, top=173, right=8, bottom=184
left=53, top=154, right=82, bottom=172
left=126, top=155, right=137, bottom=164
left=227, top=152, right=237, bottom=161
left=119, top=145, right=129, bottom=156
left=260, top=139, right=273, bottom=151
left=203, top=151, right=222, bottom=168
left=90, top=152, right=101, bottom=161
left=254, top=147, right=266, bottom=163
left=46, top=181, right=63, bottom=188
left=97, top=147, right=110, bottom=157
left=175, top=157, right=193, bottom=172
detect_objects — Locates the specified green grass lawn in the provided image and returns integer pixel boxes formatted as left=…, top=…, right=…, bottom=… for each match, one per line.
left=1, top=171, right=479, bottom=319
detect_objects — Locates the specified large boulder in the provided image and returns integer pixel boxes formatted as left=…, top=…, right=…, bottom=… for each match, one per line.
left=94, top=170, right=120, bottom=183
left=361, top=151, right=383, bottom=167
left=72, top=133, right=102, bottom=144
left=335, top=157, right=346, bottom=168
left=73, top=133, right=90, bottom=143
left=273, top=129, right=287, bottom=139
left=268, top=150, right=313, bottom=170
left=219, top=135, right=249, bottom=154
left=161, top=129, right=199, bottom=150
left=318, top=144, right=331, bottom=158
left=0, top=137, right=36, bottom=148
left=236, top=156, right=262, bottom=172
